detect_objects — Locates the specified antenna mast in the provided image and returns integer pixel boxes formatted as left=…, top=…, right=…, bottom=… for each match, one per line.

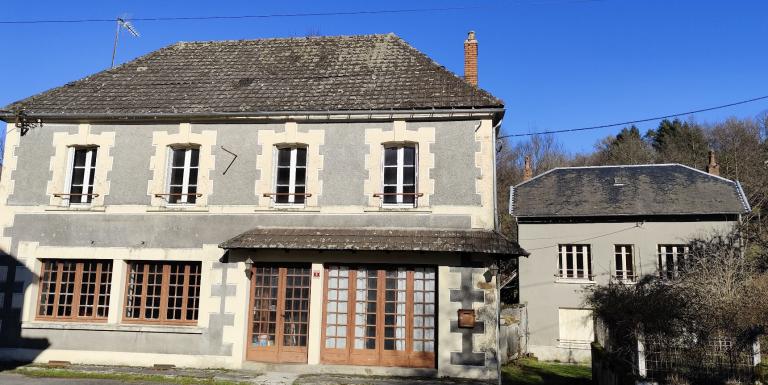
left=111, top=17, right=140, bottom=68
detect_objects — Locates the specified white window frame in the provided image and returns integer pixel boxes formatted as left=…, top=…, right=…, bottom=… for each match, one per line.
left=613, top=245, right=636, bottom=283
left=272, top=146, right=307, bottom=207
left=557, top=244, right=593, bottom=282
left=64, top=146, right=97, bottom=206
left=165, top=146, right=199, bottom=206
left=381, top=144, right=418, bottom=208
left=658, top=244, right=689, bottom=279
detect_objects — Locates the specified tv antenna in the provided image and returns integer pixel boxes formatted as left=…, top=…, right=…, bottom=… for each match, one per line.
left=111, top=17, right=140, bottom=68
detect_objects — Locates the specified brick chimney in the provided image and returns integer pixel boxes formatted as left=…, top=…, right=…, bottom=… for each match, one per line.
left=707, top=150, right=720, bottom=176
left=523, top=156, right=533, bottom=181
left=464, top=31, right=478, bottom=86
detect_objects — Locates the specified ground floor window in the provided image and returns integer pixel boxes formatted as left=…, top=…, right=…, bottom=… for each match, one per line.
left=322, top=265, right=436, bottom=368
left=123, top=261, right=201, bottom=324
left=37, top=259, right=113, bottom=321
left=558, top=308, right=594, bottom=349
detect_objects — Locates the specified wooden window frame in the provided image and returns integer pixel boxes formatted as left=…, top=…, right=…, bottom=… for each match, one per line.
left=122, top=261, right=201, bottom=325
left=320, top=265, right=436, bottom=368
left=272, top=146, right=308, bottom=207
left=557, top=244, right=593, bottom=281
left=613, top=244, right=636, bottom=282
left=63, top=146, right=98, bottom=206
left=36, top=259, right=113, bottom=322
left=658, top=244, right=689, bottom=279
left=381, top=145, right=418, bottom=208
left=165, top=146, right=200, bottom=205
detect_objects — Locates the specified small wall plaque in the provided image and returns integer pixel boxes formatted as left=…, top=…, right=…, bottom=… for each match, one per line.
left=458, top=309, right=476, bottom=328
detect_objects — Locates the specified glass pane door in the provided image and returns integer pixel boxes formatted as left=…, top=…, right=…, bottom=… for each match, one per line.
left=247, top=265, right=311, bottom=363
left=250, top=266, right=279, bottom=349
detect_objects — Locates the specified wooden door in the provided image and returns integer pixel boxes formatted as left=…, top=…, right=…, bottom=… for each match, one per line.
left=246, top=265, right=311, bottom=363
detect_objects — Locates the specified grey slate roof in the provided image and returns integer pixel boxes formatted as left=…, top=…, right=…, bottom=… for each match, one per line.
left=3, top=34, right=502, bottom=116
left=220, top=227, right=527, bottom=256
left=512, top=164, right=750, bottom=218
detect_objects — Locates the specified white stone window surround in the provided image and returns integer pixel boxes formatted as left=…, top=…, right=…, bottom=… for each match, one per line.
left=556, top=244, right=594, bottom=283
left=17, top=242, right=219, bottom=332
left=381, top=143, right=419, bottom=208
left=47, top=124, right=115, bottom=208
left=148, top=124, right=216, bottom=208
left=364, top=121, right=435, bottom=209
left=272, top=145, right=308, bottom=207
left=255, top=122, right=324, bottom=208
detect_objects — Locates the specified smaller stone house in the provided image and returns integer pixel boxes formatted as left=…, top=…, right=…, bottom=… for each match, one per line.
left=511, top=161, right=750, bottom=362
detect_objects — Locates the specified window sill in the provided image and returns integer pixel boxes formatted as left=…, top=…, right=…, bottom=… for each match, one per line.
left=555, top=279, right=596, bottom=285
left=44, top=206, right=106, bottom=212
left=146, top=206, right=209, bottom=213
left=22, top=321, right=204, bottom=334
left=364, top=207, right=432, bottom=213
left=256, top=207, right=321, bottom=212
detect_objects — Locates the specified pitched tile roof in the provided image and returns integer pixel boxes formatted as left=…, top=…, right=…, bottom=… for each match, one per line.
left=512, top=164, right=750, bottom=218
left=220, top=227, right=528, bottom=256
left=4, top=34, right=502, bottom=116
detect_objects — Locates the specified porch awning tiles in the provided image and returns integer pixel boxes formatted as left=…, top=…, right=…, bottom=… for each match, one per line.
left=219, top=228, right=528, bottom=257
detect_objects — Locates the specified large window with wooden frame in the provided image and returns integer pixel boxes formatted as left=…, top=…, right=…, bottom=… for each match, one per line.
left=381, top=145, right=418, bottom=207
left=557, top=244, right=593, bottom=281
left=321, top=265, right=436, bottom=368
left=165, top=147, right=200, bottom=205
left=613, top=245, right=636, bottom=282
left=658, top=245, right=689, bottom=279
left=123, top=261, right=201, bottom=324
left=63, top=147, right=98, bottom=206
left=37, top=260, right=113, bottom=321
left=272, top=147, right=308, bottom=206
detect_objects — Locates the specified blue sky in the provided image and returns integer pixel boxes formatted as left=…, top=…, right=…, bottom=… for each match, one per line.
left=1, top=0, right=767, bottom=160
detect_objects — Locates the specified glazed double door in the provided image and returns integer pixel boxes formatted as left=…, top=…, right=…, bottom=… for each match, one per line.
left=321, top=265, right=437, bottom=368
left=247, top=265, right=311, bottom=363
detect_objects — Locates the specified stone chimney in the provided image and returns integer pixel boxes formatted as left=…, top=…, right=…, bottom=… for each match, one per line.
left=464, top=31, right=478, bottom=86
left=707, top=150, right=720, bottom=176
left=523, top=156, right=533, bottom=181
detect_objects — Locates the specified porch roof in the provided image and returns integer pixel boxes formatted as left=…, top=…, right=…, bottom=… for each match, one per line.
left=219, top=227, right=528, bottom=256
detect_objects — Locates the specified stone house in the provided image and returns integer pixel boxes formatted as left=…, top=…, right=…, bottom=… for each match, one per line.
left=512, top=161, right=750, bottom=362
left=0, top=33, right=526, bottom=379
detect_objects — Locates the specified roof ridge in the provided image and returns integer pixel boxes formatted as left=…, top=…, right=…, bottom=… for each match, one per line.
left=173, top=33, right=399, bottom=47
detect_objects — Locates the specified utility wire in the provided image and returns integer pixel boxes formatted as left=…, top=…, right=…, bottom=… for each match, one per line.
left=500, top=94, right=768, bottom=138
left=0, top=6, right=483, bottom=25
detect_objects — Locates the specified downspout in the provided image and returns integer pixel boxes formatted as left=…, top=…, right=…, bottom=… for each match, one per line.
left=491, top=118, right=503, bottom=232
left=491, top=117, right=504, bottom=385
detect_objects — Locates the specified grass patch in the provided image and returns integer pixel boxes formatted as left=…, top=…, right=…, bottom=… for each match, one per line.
left=13, top=367, right=250, bottom=385
left=503, top=358, right=591, bottom=385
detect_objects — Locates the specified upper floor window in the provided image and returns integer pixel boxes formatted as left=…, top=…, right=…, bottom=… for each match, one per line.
left=614, top=245, right=635, bottom=282
left=167, top=147, right=199, bottom=205
left=557, top=244, right=593, bottom=281
left=658, top=245, right=689, bottom=279
left=65, top=147, right=98, bottom=205
left=274, top=147, right=307, bottom=206
left=382, top=145, right=417, bottom=207
left=124, top=261, right=201, bottom=325
left=37, top=259, right=113, bottom=322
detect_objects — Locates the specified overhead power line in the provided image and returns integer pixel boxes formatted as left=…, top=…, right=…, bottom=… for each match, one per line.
left=0, top=6, right=483, bottom=25
left=500, top=94, right=768, bottom=139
